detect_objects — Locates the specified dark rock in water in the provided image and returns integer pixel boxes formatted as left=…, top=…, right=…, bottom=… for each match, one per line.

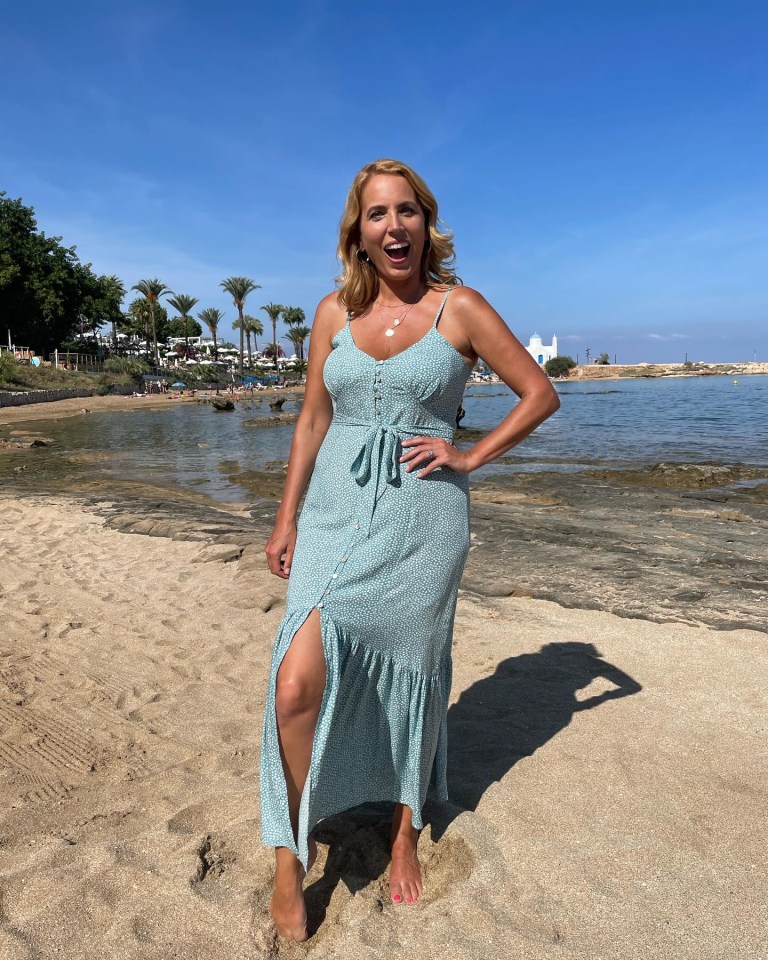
left=211, top=398, right=235, bottom=411
left=0, top=437, right=53, bottom=448
left=243, top=414, right=299, bottom=428
left=269, top=397, right=287, bottom=411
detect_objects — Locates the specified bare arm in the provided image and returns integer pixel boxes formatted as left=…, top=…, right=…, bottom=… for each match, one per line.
left=264, top=294, right=341, bottom=577
left=403, top=287, right=561, bottom=477
left=458, top=287, right=560, bottom=470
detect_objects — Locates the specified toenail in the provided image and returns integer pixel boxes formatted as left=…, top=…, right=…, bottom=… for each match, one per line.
left=393, top=894, right=401, bottom=902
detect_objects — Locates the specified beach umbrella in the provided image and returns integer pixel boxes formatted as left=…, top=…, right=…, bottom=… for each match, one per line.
left=172, top=381, right=186, bottom=387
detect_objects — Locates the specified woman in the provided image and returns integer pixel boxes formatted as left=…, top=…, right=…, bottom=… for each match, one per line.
left=261, top=159, right=559, bottom=941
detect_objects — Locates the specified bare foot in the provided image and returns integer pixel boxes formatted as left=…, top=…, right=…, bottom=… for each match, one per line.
left=390, top=833, right=423, bottom=905
left=269, top=839, right=318, bottom=942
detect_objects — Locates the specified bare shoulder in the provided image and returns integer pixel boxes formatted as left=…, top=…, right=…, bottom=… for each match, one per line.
left=447, top=285, right=510, bottom=338
left=312, top=292, right=348, bottom=344
left=447, top=285, right=489, bottom=310
left=448, top=285, right=497, bottom=318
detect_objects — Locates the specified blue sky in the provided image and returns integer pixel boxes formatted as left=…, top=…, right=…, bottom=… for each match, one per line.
left=2, top=0, right=765, bottom=363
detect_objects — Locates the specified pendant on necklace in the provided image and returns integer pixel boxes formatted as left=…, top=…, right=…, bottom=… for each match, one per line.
left=385, top=329, right=395, bottom=337
left=384, top=317, right=401, bottom=337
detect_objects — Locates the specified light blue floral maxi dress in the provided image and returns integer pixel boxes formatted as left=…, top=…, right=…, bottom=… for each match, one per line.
left=260, top=290, right=473, bottom=868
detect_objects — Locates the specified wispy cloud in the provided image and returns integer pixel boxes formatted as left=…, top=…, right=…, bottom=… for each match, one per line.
left=647, top=333, right=688, bottom=341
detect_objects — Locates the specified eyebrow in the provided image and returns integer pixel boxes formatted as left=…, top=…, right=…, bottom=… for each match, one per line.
left=365, top=200, right=417, bottom=213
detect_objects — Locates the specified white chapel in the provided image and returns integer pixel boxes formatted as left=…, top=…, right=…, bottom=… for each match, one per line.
left=526, top=332, right=558, bottom=365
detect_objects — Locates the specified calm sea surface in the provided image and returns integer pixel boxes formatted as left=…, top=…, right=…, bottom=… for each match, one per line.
left=7, top=375, right=766, bottom=504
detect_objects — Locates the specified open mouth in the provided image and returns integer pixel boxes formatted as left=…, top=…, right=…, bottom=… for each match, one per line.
left=384, top=242, right=410, bottom=263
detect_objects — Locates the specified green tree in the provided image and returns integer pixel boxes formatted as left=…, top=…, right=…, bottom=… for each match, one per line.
left=596, top=352, right=610, bottom=365
left=166, top=316, right=203, bottom=341
left=167, top=294, right=199, bottom=355
left=281, top=306, right=306, bottom=327
left=220, top=277, right=261, bottom=378
left=132, top=278, right=172, bottom=366
left=284, top=325, right=311, bottom=361
left=0, top=192, right=109, bottom=355
left=100, top=275, right=126, bottom=351
left=198, top=307, right=225, bottom=360
left=233, top=314, right=264, bottom=367
left=261, top=302, right=284, bottom=367
left=121, top=298, right=170, bottom=355
left=544, top=355, right=577, bottom=378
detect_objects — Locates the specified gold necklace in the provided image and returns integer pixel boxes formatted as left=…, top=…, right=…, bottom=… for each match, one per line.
left=377, top=288, right=424, bottom=338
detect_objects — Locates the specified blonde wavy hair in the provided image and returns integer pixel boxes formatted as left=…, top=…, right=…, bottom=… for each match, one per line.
left=336, top=158, right=461, bottom=315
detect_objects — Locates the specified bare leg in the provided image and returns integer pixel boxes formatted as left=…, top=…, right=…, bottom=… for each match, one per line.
left=269, top=609, right=326, bottom=941
left=390, top=803, right=423, bottom=905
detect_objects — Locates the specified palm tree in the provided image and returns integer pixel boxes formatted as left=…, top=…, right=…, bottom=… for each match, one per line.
left=220, top=277, right=261, bottom=378
left=127, top=297, right=153, bottom=358
left=132, top=278, right=172, bottom=366
left=261, top=303, right=284, bottom=370
left=284, top=325, right=311, bottom=361
left=167, top=294, right=199, bottom=356
left=198, top=308, right=225, bottom=360
left=232, top=314, right=264, bottom=367
left=281, top=306, right=306, bottom=328
left=103, top=275, right=126, bottom=353
left=244, top=314, right=264, bottom=357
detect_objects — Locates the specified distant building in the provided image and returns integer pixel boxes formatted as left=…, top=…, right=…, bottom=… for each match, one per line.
left=526, top=332, right=558, bottom=365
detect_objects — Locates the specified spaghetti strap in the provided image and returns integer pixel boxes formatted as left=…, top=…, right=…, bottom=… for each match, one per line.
left=431, top=289, right=452, bottom=330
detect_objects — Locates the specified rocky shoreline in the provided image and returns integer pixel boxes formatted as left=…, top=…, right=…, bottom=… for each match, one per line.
left=3, top=444, right=765, bottom=632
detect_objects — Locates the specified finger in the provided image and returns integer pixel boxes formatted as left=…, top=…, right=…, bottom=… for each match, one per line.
left=400, top=445, right=426, bottom=463
left=265, top=546, right=285, bottom=577
left=416, top=452, right=443, bottom=477
left=405, top=449, right=435, bottom=471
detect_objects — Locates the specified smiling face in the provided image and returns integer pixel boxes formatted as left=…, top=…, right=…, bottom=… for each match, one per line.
left=358, top=174, right=427, bottom=285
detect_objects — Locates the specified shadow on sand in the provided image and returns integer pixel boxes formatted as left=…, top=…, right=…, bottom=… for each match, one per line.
left=302, top=640, right=641, bottom=934
left=430, top=640, right=642, bottom=838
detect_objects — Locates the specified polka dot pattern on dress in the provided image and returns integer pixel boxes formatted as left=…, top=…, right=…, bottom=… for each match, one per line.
left=260, top=290, right=473, bottom=869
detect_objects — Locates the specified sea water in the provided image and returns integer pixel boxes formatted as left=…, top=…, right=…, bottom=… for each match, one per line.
left=4, top=375, right=765, bottom=504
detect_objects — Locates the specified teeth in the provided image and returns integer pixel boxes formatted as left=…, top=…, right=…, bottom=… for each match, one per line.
left=386, top=243, right=408, bottom=251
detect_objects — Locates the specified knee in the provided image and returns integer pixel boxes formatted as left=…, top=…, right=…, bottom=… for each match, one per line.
left=275, top=671, right=323, bottom=725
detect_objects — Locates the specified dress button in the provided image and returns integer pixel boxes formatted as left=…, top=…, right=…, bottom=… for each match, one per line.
left=331, top=573, right=338, bottom=578
left=317, top=601, right=324, bottom=609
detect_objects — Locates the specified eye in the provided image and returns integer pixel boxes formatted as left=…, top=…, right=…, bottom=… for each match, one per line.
left=367, top=208, right=385, bottom=220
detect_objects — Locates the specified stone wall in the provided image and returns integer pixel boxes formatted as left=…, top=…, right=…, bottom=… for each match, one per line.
left=0, top=389, right=97, bottom=408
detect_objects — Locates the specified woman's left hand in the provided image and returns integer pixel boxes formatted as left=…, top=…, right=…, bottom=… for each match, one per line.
left=400, top=437, right=474, bottom=477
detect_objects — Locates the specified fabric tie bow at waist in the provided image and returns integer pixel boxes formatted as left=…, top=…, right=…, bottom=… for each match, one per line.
left=340, top=419, right=454, bottom=537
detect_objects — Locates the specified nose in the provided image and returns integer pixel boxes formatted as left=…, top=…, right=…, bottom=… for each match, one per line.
left=386, top=210, right=406, bottom=233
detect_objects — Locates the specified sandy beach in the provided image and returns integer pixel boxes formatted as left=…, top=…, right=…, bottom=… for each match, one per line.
left=0, top=481, right=766, bottom=958
left=0, top=388, right=304, bottom=426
